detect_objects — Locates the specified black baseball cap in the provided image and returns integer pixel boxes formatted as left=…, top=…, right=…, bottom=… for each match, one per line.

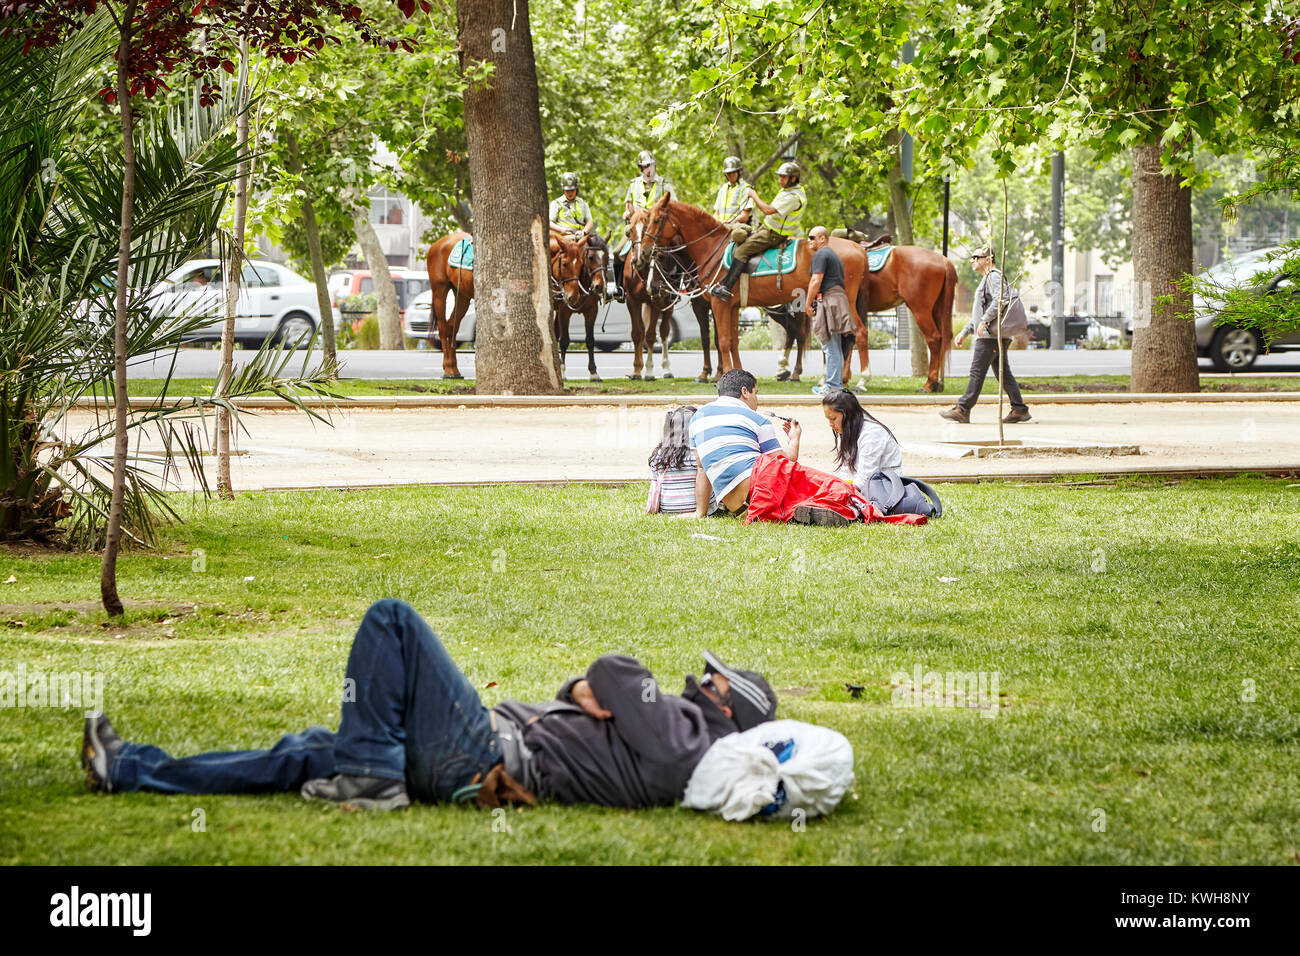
left=702, top=650, right=777, bottom=731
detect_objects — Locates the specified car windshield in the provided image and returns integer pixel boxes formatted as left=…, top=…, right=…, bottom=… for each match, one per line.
left=1202, top=247, right=1282, bottom=286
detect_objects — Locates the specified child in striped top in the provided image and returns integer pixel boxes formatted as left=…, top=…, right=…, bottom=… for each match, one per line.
left=647, top=406, right=715, bottom=515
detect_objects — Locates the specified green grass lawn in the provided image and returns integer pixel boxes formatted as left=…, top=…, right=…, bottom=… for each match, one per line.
left=2, top=478, right=1297, bottom=864
left=119, top=373, right=1300, bottom=399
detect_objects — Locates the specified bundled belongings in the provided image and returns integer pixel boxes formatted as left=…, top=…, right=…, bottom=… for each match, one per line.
left=682, top=719, right=855, bottom=822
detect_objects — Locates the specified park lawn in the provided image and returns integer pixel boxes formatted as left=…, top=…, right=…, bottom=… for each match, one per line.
left=1, top=478, right=1297, bottom=865
left=119, top=373, right=1300, bottom=399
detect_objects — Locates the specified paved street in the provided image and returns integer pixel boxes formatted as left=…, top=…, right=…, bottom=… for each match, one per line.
left=126, top=344, right=1300, bottom=381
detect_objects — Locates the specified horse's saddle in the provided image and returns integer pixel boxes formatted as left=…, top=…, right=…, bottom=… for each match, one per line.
left=721, top=240, right=799, bottom=277
left=448, top=237, right=475, bottom=271
left=865, top=245, right=894, bottom=273
left=616, top=239, right=634, bottom=256
left=831, top=228, right=892, bottom=250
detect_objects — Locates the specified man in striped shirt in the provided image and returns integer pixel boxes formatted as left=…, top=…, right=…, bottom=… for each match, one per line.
left=689, top=369, right=802, bottom=516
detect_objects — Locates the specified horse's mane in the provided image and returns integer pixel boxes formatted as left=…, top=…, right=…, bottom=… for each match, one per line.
left=653, top=194, right=721, bottom=230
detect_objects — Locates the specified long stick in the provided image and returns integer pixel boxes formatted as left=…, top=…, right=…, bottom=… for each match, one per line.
left=996, top=176, right=1009, bottom=445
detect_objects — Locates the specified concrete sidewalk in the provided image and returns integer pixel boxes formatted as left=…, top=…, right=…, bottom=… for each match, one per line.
left=64, top=400, right=1300, bottom=491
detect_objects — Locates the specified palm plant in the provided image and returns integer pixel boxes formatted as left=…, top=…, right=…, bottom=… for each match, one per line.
left=0, top=16, right=338, bottom=552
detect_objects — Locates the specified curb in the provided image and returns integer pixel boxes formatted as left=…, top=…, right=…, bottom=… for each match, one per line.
left=73, top=391, right=1300, bottom=410
left=246, top=464, right=1300, bottom=493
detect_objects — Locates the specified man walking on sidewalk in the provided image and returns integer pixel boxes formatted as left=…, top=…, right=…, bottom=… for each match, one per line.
left=941, top=246, right=1032, bottom=424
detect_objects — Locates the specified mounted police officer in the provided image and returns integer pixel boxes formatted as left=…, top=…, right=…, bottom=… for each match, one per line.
left=613, top=151, right=676, bottom=302
left=709, top=161, right=806, bottom=301
left=549, top=172, right=595, bottom=237
left=713, top=155, right=754, bottom=231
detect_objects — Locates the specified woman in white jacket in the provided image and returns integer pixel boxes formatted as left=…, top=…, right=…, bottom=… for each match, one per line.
left=820, top=388, right=902, bottom=492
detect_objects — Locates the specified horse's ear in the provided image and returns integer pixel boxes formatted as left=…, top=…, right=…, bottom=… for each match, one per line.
left=577, top=234, right=590, bottom=249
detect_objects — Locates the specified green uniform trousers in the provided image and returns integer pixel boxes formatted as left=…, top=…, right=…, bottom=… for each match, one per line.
left=732, top=224, right=789, bottom=261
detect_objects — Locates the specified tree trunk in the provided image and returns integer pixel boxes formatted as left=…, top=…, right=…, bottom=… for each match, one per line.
left=458, top=0, right=563, bottom=395
left=1130, top=142, right=1198, bottom=392
left=101, top=0, right=140, bottom=617
left=216, top=37, right=250, bottom=500
left=351, top=208, right=404, bottom=349
left=887, top=140, right=927, bottom=378
left=284, top=131, right=337, bottom=371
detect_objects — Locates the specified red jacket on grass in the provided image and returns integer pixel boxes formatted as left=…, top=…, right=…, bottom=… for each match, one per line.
left=743, top=453, right=928, bottom=526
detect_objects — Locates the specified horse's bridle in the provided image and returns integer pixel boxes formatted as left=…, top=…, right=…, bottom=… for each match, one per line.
left=549, top=245, right=584, bottom=308
left=639, top=206, right=734, bottom=298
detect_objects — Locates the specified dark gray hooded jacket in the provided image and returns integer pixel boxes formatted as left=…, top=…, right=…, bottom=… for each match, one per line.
left=492, top=654, right=740, bottom=808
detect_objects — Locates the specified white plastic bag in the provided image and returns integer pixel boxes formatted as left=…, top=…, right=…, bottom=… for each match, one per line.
left=681, top=719, right=855, bottom=822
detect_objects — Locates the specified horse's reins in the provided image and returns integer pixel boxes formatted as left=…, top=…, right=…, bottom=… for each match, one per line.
left=548, top=244, right=586, bottom=306
left=641, top=207, right=734, bottom=297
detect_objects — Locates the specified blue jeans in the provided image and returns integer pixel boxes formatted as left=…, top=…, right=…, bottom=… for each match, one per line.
left=111, top=599, right=501, bottom=803
left=823, top=331, right=848, bottom=388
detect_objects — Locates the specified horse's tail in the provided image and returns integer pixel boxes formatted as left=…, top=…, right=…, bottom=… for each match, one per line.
left=938, top=259, right=958, bottom=362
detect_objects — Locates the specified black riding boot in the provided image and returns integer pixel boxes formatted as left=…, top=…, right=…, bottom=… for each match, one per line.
left=709, top=259, right=748, bottom=300
left=611, top=256, right=626, bottom=302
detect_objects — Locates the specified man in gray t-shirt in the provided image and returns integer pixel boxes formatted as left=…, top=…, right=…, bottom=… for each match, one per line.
left=806, top=226, right=855, bottom=394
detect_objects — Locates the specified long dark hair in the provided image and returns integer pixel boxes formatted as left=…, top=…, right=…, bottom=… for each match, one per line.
left=821, top=388, right=897, bottom=472
left=649, top=405, right=697, bottom=470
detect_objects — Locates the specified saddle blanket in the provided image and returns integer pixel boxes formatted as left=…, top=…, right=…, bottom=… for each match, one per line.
left=866, top=245, right=893, bottom=272
left=721, top=241, right=799, bottom=276
left=449, top=237, right=474, bottom=271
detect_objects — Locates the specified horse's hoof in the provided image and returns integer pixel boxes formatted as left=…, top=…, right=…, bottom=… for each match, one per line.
left=444, top=373, right=464, bottom=380
left=590, top=375, right=602, bottom=383
left=645, top=375, right=656, bottom=382
left=629, top=374, right=642, bottom=381
left=694, top=376, right=708, bottom=384
left=789, top=375, right=800, bottom=383
left=775, top=370, right=791, bottom=382
left=663, top=373, right=674, bottom=380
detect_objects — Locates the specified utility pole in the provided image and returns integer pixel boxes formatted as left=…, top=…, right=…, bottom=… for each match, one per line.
left=1050, top=151, right=1065, bottom=349
left=942, top=173, right=950, bottom=257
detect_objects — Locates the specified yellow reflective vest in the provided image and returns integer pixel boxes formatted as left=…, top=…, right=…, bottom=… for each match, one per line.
left=763, top=185, right=807, bottom=235
left=625, top=176, right=672, bottom=209
left=549, top=196, right=594, bottom=231
left=713, top=180, right=754, bottom=220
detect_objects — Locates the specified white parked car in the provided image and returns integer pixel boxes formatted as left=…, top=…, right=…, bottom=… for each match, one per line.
left=151, top=259, right=340, bottom=348
left=403, top=289, right=702, bottom=350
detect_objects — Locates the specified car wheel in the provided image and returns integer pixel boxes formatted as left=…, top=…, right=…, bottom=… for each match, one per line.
left=1209, top=326, right=1261, bottom=372
left=597, top=341, right=620, bottom=352
left=275, top=313, right=316, bottom=349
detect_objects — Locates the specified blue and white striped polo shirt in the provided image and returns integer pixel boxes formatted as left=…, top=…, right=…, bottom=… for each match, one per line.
left=689, top=397, right=782, bottom=500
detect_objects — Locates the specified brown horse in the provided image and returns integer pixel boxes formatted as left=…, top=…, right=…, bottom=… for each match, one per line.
left=637, top=193, right=870, bottom=380
left=424, top=230, right=474, bottom=379
left=549, top=229, right=602, bottom=380
left=624, top=210, right=719, bottom=382
left=852, top=246, right=958, bottom=392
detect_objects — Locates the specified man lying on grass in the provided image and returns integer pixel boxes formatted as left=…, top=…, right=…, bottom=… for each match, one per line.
left=80, top=599, right=778, bottom=811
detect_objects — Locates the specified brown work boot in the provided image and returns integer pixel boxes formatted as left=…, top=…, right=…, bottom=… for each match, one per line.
left=939, top=405, right=970, bottom=424
left=1002, top=408, right=1033, bottom=424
